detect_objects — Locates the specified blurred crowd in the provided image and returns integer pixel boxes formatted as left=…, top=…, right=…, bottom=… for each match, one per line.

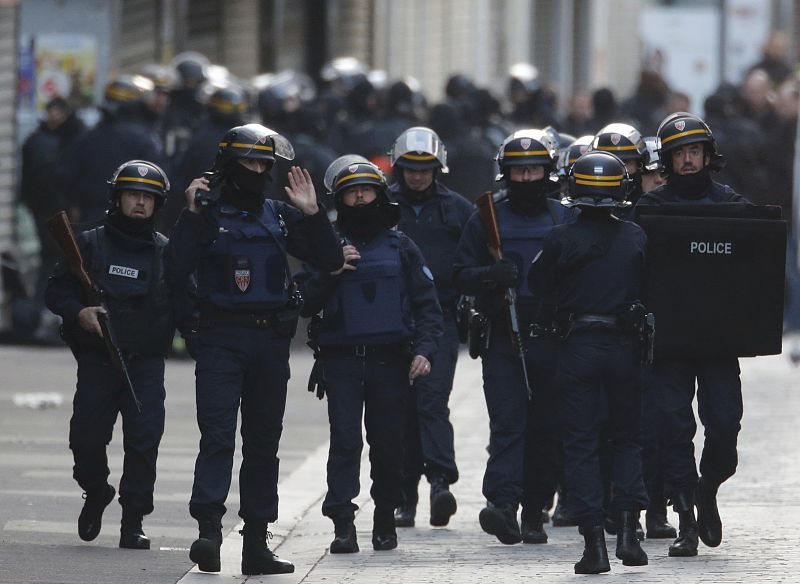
left=10, top=32, right=799, bottom=342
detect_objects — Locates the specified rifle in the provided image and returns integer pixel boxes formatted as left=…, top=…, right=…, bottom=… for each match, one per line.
left=476, top=192, right=532, bottom=399
left=47, top=211, right=142, bottom=413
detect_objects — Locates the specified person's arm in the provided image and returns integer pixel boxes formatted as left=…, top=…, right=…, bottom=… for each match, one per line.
left=453, top=212, right=518, bottom=294
left=527, top=234, right=561, bottom=324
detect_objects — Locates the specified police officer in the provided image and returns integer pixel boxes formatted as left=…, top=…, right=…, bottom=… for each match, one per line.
left=528, top=151, right=650, bottom=574
left=165, top=124, right=343, bottom=575
left=591, top=123, right=649, bottom=219
left=453, top=129, right=565, bottom=545
left=45, top=160, right=175, bottom=550
left=297, top=158, right=443, bottom=554
left=637, top=112, right=747, bottom=558
left=388, top=127, right=472, bottom=529
left=640, top=136, right=666, bottom=195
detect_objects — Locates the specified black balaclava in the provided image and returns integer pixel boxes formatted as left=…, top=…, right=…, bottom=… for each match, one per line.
left=105, top=201, right=156, bottom=244
left=336, top=198, right=389, bottom=240
left=222, top=161, right=271, bottom=212
left=506, top=179, right=555, bottom=215
left=667, top=166, right=712, bottom=199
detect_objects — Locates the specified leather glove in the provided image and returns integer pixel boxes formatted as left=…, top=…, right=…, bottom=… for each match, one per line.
left=485, top=258, right=519, bottom=288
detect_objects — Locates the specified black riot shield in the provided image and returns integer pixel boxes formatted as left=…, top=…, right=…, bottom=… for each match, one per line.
left=635, top=203, right=786, bottom=359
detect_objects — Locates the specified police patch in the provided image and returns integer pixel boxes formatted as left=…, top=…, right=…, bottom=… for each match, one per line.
left=594, top=166, right=603, bottom=174
left=675, top=120, right=685, bottom=131
left=422, top=266, right=434, bottom=281
left=137, top=165, right=149, bottom=177
left=520, top=138, right=532, bottom=150
left=348, top=164, right=359, bottom=173
left=109, top=264, right=139, bottom=279
left=234, top=269, right=251, bottom=292
left=610, top=133, right=621, bottom=145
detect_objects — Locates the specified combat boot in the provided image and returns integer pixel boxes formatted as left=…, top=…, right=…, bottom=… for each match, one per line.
left=372, top=507, right=398, bottom=551
left=394, top=477, right=419, bottom=527
left=119, top=509, right=150, bottom=550
left=668, top=491, right=699, bottom=557
left=478, top=502, right=521, bottom=545
left=574, top=525, right=611, bottom=574
left=429, top=477, right=457, bottom=526
left=240, top=522, right=294, bottom=575
left=329, top=519, right=359, bottom=554
left=520, top=507, right=548, bottom=544
left=189, top=516, right=222, bottom=572
left=615, top=511, right=648, bottom=566
left=78, top=484, right=116, bottom=541
left=696, top=477, right=722, bottom=547
left=646, top=503, right=677, bottom=539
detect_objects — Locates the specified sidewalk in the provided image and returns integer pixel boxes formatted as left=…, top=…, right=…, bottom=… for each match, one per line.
left=179, top=351, right=800, bottom=583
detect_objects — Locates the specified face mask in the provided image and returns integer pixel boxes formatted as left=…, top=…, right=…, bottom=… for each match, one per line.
left=667, top=167, right=712, bottom=199
left=106, top=207, right=154, bottom=238
left=507, top=179, right=554, bottom=214
left=223, top=162, right=270, bottom=211
left=336, top=198, right=387, bottom=239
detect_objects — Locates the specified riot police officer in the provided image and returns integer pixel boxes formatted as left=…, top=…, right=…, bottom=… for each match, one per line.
left=388, top=127, right=473, bottom=529
left=591, top=123, right=649, bottom=218
left=637, top=112, right=747, bottom=558
left=528, top=151, right=650, bottom=574
left=298, top=157, right=443, bottom=554
left=453, top=129, right=566, bottom=545
left=165, top=124, right=343, bottom=575
left=45, top=160, right=175, bottom=550
left=640, top=136, right=666, bottom=195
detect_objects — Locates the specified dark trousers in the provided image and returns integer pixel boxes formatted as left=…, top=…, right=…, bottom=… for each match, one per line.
left=652, top=357, right=743, bottom=498
left=402, top=317, right=460, bottom=487
left=641, top=368, right=668, bottom=513
left=321, top=352, right=409, bottom=522
left=189, top=326, right=290, bottom=524
left=69, top=351, right=166, bottom=516
left=558, top=330, right=648, bottom=527
left=522, top=336, right=560, bottom=516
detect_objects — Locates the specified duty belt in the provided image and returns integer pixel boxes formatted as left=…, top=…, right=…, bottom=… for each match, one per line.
left=320, top=343, right=409, bottom=358
left=198, top=310, right=282, bottom=329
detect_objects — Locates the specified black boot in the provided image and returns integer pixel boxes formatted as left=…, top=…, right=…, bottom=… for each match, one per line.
left=429, top=477, right=457, bottom=527
left=696, top=477, right=722, bottom=547
left=478, top=502, right=521, bottom=545
left=668, top=492, right=699, bottom=557
left=78, top=484, right=116, bottom=541
left=615, top=511, right=648, bottom=566
left=646, top=504, right=677, bottom=539
left=119, top=510, right=150, bottom=550
left=394, top=478, right=419, bottom=527
left=574, top=525, right=611, bottom=574
left=520, top=508, right=548, bottom=544
left=240, top=522, right=294, bottom=575
left=189, top=517, right=222, bottom=573
left=372, top=507, right=398, bottom=551
left=330, top=520, right=359, bottom=554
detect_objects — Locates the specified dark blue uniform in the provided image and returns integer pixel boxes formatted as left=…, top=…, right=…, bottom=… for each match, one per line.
left=165, top=201, right=342, bottom=525
left=297, top=228, right=443, bottom=522
left=45, top=220, right=174, bottom=518
left=453, top=194, right=565, bottom=521
left=528, top=210, right=650, bottom=528
left=389, top=182, right=473, bottom=493
left=637, top=181, right=747, bottom=502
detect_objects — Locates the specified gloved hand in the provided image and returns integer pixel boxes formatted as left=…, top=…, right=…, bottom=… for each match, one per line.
left=485, top=258, right=519, bottom=288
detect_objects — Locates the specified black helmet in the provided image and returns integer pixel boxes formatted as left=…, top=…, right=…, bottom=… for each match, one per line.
left=557, top=135, right=594, bottom=180
left=253, top=70, right=317, bottom=120
left=101, top=74, right=153, bottom=115
left=108, top=160, right=170, bottom=207
left=325, top=156, right=389, bottom=199
left=171, top=51, right=209, bottom=88
left=508, top=62, right=540, bottom=97
left=207, top=85, right=250, bottom=122
left=214, top=124, right=294, bottom=171
left=564, top=151, right=632, bottom=208
left=390, top=127, right=448, bottom=172
left=139, top=63, right=176, bottom=92
left=496, top=129, right=558, bottom=181
left=656, top=111, right=724, bottom=171
left=591, top=123, right=648, bottom=165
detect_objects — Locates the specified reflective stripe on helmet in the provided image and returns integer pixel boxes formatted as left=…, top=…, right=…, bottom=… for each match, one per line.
left=218, top=142, right=274, bottom=151
left=401, top=153, right=437, bottom=161
left=116, top=176, right=166, bottom=188
left=502, top=150, right=550, bottom=156
left=660, top=128, right=709, bottom=145
left=335, top=172, right=382, bottom=186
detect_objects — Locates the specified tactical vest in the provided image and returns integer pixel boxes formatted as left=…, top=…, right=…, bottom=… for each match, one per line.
left=197, top=202, right=290, bottom=311
left=86, top=226, right=173, bottom=355
left=497, top=199, right=563, bottom=300
left=317, top=230, right=414, bottom=346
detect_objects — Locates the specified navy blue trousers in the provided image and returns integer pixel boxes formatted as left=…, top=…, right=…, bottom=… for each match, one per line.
left=651, top=357, right=742, bottom=498
left=70, top=351, right=165, bottom=516
left=189, top=326, right=290, bottom=523
left=402, top=317, right=460, bottom=487
left=557, top=330, right=648, bottom=527
left=321, top=351, right=410, bottom=522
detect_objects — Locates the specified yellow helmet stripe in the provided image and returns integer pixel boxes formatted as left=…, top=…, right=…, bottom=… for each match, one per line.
left=660, top=128, right=708, bottom=145
left=116, top=176, right=164, bottom=187
left=335, top=172, right=381, bottom=186
left=597, top=144, right=637, bottom=151
left=573, top=172, right=623, bottom=181
left=575, top=179, right=622, bottom=187
left=503, top=150, right=549, bottom=156
left=401, top=153, right=436, bottom=161
left=218, top=142, right=274, bottom=151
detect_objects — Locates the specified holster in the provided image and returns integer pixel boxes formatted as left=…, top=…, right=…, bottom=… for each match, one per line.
left=455, top=295, right=473, bottom=344
left=467, top=309, right=490, bottom=359
left=306, top=315, right=326, bottom=399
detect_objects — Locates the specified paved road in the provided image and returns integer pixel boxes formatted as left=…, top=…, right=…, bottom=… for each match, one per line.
left=1, top=345, right=798, bottom=583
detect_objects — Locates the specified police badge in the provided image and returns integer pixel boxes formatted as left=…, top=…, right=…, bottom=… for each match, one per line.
left=233, top=256, right=251, bottom=293
left=675, top=120, right=686, bottom=131
left=520, top=138, right=532, bottom=150
left=610, top=134, right=621, bottom=145
left=137, top=165, right=149, bottom=177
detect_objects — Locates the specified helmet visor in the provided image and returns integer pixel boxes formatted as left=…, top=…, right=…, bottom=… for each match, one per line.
left=324, top=155, right=372, bottom=192
left=390, top=128, right=448, bottom=171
